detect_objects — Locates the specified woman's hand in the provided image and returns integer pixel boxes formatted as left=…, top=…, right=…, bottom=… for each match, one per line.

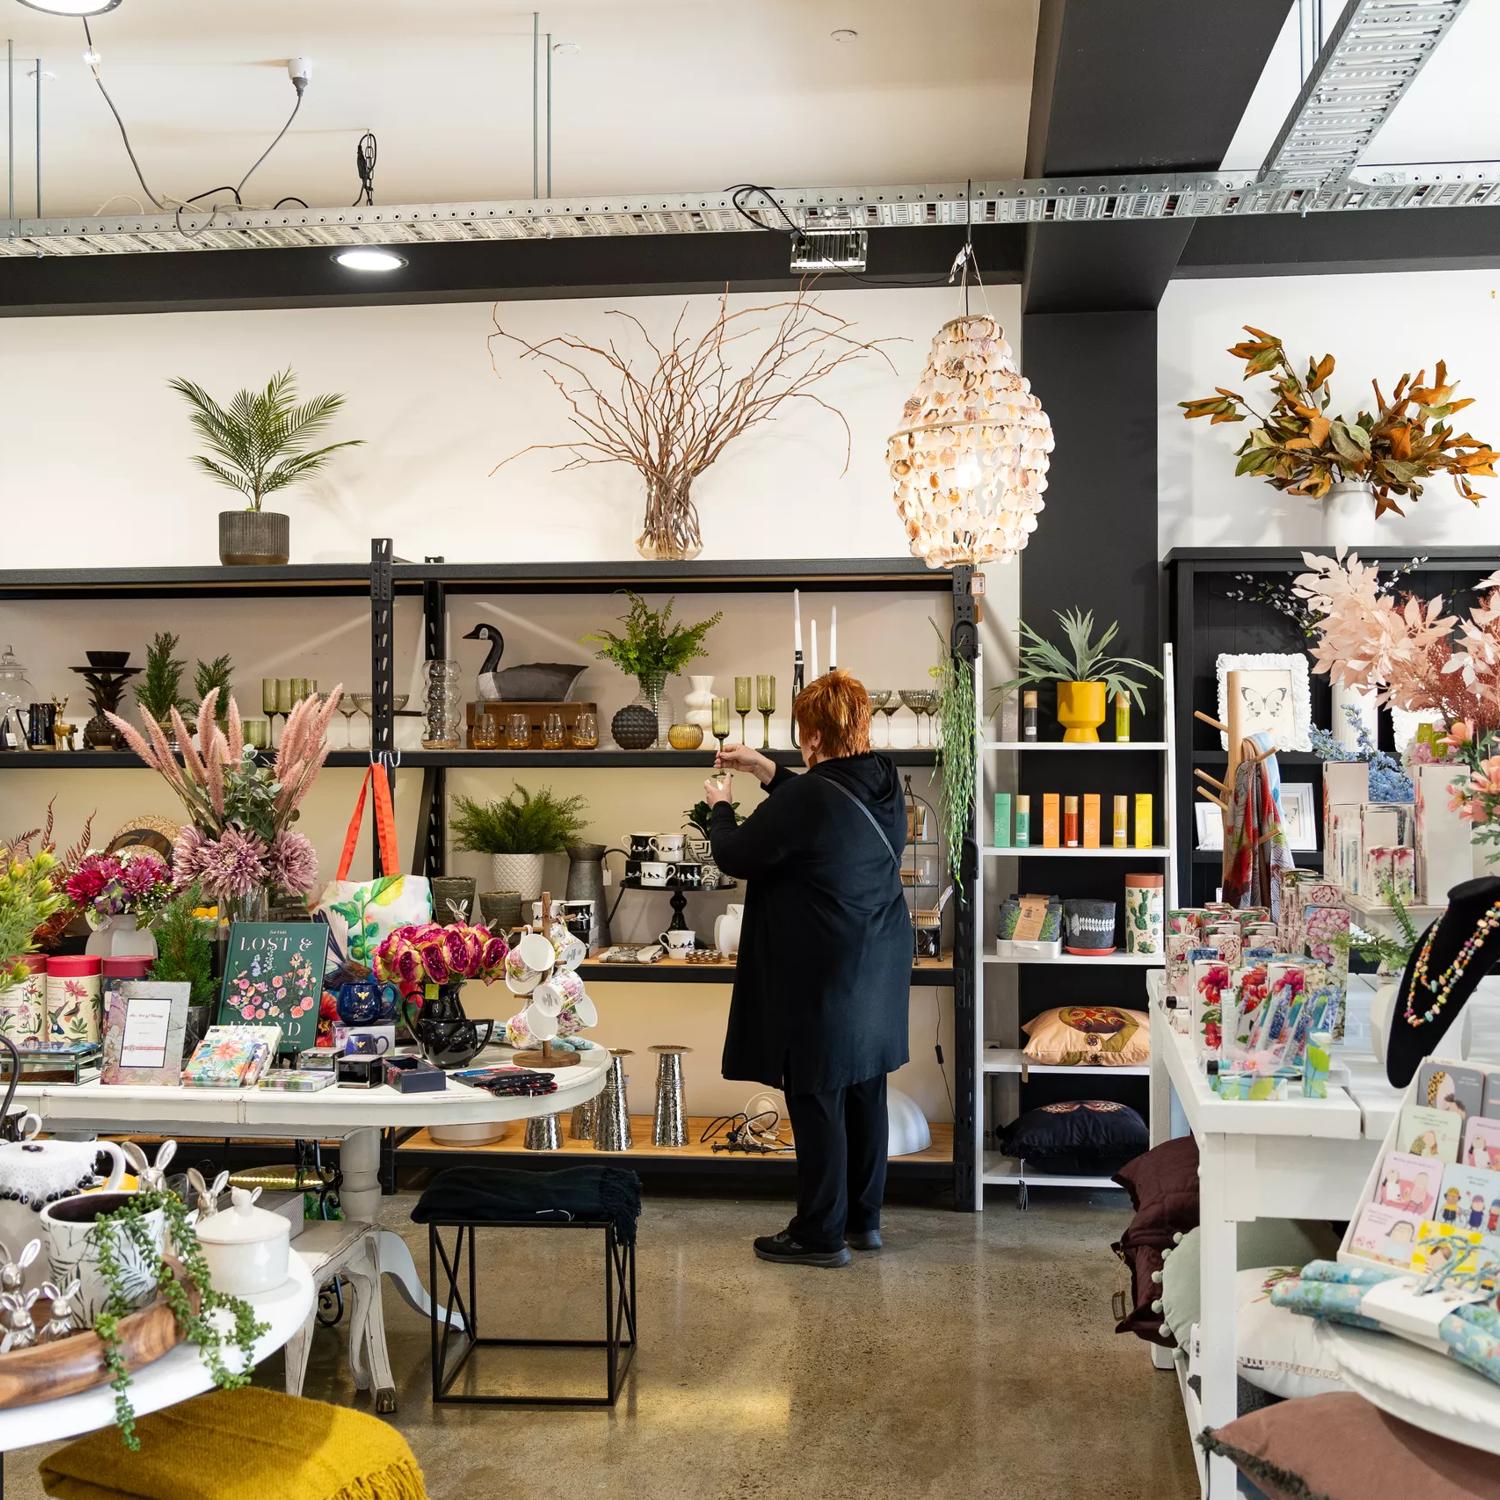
left=703, top=772, right=735, bottom=808
left=715, top=743, right=776, bottom=786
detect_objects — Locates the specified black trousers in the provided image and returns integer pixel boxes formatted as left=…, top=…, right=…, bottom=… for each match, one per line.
left=784, top=1075, right=889, bottom=1251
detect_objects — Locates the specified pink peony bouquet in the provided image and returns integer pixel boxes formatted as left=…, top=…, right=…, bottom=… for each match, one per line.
left=374, top=921, right=509, bottom=998
left=64, top=850, right=171, bottom=922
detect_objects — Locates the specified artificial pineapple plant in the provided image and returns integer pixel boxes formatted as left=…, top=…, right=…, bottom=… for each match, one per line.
left=170, top=368, right=363, bottom=567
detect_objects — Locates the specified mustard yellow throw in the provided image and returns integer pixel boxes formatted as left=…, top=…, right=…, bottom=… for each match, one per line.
left=40, top=1388, right=427, bottom=1500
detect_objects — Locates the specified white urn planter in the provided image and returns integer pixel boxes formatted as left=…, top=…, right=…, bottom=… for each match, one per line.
left=84, top=913, right=157, bottom=960
left=489, top=853, right=545, bottom=904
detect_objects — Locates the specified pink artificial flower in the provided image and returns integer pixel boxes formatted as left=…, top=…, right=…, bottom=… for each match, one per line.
left=1407, top=741, right=1436, bottom=766
left=196, top=826, right=270, bottom=902
left=1445, top=719, right=1474, bottom=747
left=267, top=829, right=319, bottom=895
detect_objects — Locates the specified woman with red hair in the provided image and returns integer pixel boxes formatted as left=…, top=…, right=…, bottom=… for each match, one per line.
left=705, top=669, right=912, bottom=1268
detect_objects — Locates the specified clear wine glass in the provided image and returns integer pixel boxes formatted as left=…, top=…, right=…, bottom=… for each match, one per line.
left=867, top=689, right=893, bottom=747
left=898, top=689, right=929, bottom=746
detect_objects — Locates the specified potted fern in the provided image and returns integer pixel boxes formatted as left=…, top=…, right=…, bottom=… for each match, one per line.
left=1002, top=609, right=1161, bottom=742
left=450, top=786, right=589, bottom=902
left=169, top=369, right=363, bottom=567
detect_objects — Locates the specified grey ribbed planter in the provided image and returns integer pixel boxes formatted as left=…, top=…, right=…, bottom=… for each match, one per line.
left=219, top=509, right=289, bottom=566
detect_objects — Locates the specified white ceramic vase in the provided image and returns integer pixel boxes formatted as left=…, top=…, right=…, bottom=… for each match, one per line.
left=1321, top=479, right=1382, bottom=548
left=713, top=902, right=744, bottom=956
left=1331, top=679, right=1377, bottom=750
left=490, top=853, right=545, bottom=904
left=84, top=913, right=157, bottom=960
left=684, top=674, right=715, bottom=729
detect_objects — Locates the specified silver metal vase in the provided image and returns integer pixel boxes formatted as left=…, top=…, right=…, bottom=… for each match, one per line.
left=569, top=1095, right=599, bottom=1141
left=595, top=1048, right=633, bottom=1151
left=524, top=1113, right=561, bottom=1151
left=650, top=1043, right=691, bottom=1148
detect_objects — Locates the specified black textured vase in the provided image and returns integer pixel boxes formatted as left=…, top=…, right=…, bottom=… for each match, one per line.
left=611, top=702, right=658, bottom=750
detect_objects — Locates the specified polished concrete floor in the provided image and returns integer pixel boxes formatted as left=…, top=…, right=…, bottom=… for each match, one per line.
left=8, top=1187, right=1199, bottom=1500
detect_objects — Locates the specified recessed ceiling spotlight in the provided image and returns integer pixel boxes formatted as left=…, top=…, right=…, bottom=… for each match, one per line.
left=830, top=28, right=858, bottom=43
left=15, top=0, right=124, bottom=15
left=552, top=40, right=579, bottom=55
left=332, top=248, right=408, bottom=273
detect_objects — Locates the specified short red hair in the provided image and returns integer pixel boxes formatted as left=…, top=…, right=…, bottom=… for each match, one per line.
left=793, top=670, right=872, bottom=759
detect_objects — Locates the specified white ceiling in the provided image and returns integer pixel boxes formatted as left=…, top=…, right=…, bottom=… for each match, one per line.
left=1, top=0, right=1039, bottom=217
left=1221, top=0, right=1500, bottom=174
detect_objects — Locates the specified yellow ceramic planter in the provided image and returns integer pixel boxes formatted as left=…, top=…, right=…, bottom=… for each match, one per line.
left=1056, top=680, right=1107, bottom=742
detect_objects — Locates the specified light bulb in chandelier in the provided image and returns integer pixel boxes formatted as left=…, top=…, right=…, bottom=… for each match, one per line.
left=886, top=314, right=1054, bottom=570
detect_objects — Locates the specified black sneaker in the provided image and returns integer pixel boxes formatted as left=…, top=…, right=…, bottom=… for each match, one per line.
left=753, top=1230, right=851, bottom=1268
left=846, top=1229, right=882, bottom=1251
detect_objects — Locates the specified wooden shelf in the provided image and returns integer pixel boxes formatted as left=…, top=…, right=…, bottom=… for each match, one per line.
left=579, top=952, right=955, bottom=987
left=982, top=846, right=1170, bottom=859
left=400, top=1118, right=954, bottom=1170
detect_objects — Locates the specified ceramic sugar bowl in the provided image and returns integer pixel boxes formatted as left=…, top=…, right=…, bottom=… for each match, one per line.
left=196, top=1186, right=290, bottom=1296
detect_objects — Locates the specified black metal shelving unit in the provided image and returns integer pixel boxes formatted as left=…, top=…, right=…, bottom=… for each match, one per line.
left=1164, top=546, right=1500, bottom=905
left=0, top=542, right=978, bottom=1198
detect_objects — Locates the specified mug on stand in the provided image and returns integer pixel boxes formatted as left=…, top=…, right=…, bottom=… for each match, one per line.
left=649, top=833, right=685, bottom=860
left=504, top=929, right=557, bottom=994
left=532, top=969, right=587, bottom=1017
left=627, top=834, right=657, bottom=859
left=659, top=929, right=696, bottom=956
left=640, top=861, right=677, bottom=888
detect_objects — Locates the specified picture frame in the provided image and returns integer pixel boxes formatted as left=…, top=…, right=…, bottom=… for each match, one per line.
left=1215, top=651, right=1313, bottom=753
left=100, top=980, right=191, bottom=1086
left=1194, top=802, right=1224, bottom=851
left=1278, top=781, right=1319, bottom=851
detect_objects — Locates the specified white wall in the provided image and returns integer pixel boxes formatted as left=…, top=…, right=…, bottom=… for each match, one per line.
left=0, top=283, right=1025, bottom=1123
left=1159, top=268, right=1500, bottom=553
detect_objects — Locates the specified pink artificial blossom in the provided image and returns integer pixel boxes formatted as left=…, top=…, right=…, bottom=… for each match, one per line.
left=268, top=829, right=319, bottom=895
left=195, top=826, right=270, bottom=902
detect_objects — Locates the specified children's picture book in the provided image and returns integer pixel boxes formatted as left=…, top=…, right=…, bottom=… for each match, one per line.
left=1350, top=1204, right=1419, bottom=1267
left=1399, top=1103, right=1463, bottom=1164
left=1373, top=1151, right=1440, bottom=1221
left=182, top=1024, right=282, bottom=1088
left=1463, top=1116, right=1500, bottom=1173
left=1438, top=1163, right=1500, bottom=1234
left=1418, top=1060, right=1486, bottom=1123
left=217, top=922, right=329, bottom=1055
left=100, top=980, right=191, bottom=1086
left=1410, top=1219, right=1487, bottom=1275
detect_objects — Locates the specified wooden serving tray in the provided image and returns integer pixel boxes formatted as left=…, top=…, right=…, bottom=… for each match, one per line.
left=0, top=1265, right=199, bottom=1409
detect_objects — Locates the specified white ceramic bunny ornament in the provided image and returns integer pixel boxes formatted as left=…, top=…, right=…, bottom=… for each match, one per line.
left=0, top=1287, right=40, bottom=1352
left=39, top=1278, right=82, bottom=1341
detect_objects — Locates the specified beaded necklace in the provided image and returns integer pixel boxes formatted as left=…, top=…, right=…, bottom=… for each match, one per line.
left=1405, top=901, right=1500, bottom=1026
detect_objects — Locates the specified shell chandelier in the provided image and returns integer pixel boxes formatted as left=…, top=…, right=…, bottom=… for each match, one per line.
left=887, top=314, right=1054, bottom=569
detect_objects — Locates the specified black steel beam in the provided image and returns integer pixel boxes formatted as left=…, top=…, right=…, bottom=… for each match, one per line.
left=1177, top=206, right=1500, bottom=279
left=1023, top=0, right=1293, bottom=312
left=0, top=223, right=1023, bottom=318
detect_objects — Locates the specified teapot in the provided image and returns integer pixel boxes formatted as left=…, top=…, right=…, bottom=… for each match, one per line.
left=714, top=903, right=744, bottom=958
left=0, top=1036, right=131, bottom=1292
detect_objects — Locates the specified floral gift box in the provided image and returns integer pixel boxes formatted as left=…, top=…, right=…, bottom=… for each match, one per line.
left=182, top=1024, right=282, bottom=1088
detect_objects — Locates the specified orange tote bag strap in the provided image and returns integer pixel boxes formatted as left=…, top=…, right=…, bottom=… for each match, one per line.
left=335, top=766, right=401, bottom=881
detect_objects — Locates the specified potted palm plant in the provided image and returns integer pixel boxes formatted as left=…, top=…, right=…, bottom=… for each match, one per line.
left=1003, top=609, right=1160, bottom=742
left=450, top=786, right=589, bottom=903
left=169, top=369, right=363, bottom=567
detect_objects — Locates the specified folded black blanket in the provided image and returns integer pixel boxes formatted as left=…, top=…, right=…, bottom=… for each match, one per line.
left=411, top=1164, right=643, bottom=1245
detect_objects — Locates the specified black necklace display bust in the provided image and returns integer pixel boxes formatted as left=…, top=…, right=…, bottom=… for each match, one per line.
left=1390, top=876, right=1500, bottom=1088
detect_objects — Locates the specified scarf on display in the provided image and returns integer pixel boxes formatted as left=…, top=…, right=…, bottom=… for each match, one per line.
left=1271, top=1259, right=1500, bottom=1390
left=1222, top=730, right=1294, bottom=920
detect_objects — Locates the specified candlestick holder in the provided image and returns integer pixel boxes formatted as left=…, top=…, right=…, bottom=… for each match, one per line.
left=790, top=653, right=804, bottom=747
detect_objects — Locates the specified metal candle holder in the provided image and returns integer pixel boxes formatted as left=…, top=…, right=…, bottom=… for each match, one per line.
left=524, top=1113, right=561, bottom=1151
left=595, top=1048, right=633, bottom=1151
left=650, top=1044, right=691, bottom=1148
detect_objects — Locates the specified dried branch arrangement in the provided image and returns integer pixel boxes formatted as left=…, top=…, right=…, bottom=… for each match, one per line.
left=489, top=286, right=897, bottom=559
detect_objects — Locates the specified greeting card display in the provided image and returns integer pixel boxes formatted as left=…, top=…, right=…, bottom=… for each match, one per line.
left=1417, top=1060, right=1485, bottom=1124
left=217, top=922, right=329, bottom=1055
left=1437, top=1164, right=1500, bottom=1233
left=1350, top=1204, right=1419, bottom=1268
left=1464, top=1117, right=1500, bottom=1173
left=1374, top=1151, right=1440, bottom=1221
left=1399, top=1103, right=1463, bottom=1163
left=100, top=980, right=191, bottom=1086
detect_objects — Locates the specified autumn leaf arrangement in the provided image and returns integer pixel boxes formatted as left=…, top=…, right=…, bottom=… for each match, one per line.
left=1181, top=327, right=1497, bottom=517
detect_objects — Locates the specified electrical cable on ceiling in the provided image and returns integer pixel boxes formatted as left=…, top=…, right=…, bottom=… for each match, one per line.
left=352, top=131, right=377, bottom=206
left=727, top=181, right=960, bottom=290
left=79, top=15, right=313, bottom=231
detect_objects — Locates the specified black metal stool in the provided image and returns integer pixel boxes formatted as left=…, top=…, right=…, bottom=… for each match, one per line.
left=413, top=1164, right=640, bottom=1407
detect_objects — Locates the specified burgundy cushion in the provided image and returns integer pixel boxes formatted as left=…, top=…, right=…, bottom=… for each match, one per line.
left=1114, top=1134, right=1199, bottom=1238
left=1112, top=1232, right=1173, bottom=1348
left=1206, top=1392, right=1500, bottom=1500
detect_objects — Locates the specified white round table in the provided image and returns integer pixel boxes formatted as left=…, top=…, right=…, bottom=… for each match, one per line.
left=0, top=1255, right=314, bottom=1490
left=14, top=1045, right=610, bottom=1324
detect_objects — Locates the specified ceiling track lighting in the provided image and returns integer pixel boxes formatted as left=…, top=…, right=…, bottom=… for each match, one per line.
left=15, top=0, right=123, bottom=14
left=332, top=247, right=407, bottom=273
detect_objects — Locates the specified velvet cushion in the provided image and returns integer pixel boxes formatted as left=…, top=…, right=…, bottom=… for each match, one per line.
left=1111, top=1231, right=1173, bottom=1348
left=1205, top=1392, right=1500, bottom=1500
left=1021, top=1005, right=1151, bottom=1066
left=1114, top=1133, right=1200, bottom=1239
left=1001, top=1099, right=1148, bottom=1174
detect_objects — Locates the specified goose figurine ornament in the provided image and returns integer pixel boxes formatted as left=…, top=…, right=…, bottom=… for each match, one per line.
left=463, top=624, right=588, bottom=703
